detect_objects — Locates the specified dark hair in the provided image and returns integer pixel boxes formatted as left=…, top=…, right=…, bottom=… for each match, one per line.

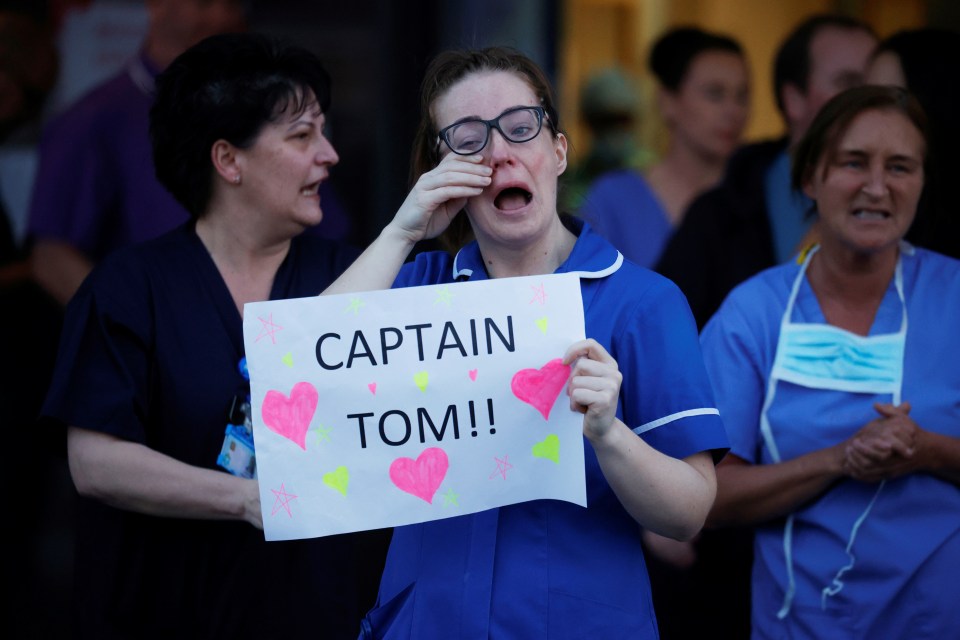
left=871, top=28, right=960, bottom=255
left=791, top=85, right=928, bottom=194
left=411, top=46, right=563, bottom=251
left=150, top=32, right=331, bottom=218
left=648, top=26, right=743, bottom=92
left=773, top=14, right=874, bottom=115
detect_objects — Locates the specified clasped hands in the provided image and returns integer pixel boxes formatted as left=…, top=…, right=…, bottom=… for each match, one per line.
left=843, top=402, right=925, bottom=482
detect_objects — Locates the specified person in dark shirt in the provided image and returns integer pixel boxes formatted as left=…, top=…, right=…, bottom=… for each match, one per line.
left=40, top=33, right=386, bottom=639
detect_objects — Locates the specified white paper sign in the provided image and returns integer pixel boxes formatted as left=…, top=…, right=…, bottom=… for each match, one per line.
left=243, top=273, right=587, bottom=541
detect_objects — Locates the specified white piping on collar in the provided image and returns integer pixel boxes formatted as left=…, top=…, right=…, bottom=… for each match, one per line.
left=568, top=250, right=623, bottom=279
left=451, top=249, right=624, bottom=281
left=451, top=249, right=472, bottom=280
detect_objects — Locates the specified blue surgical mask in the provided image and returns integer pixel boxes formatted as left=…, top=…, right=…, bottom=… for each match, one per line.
left=771, top=322, right=905, bottom=395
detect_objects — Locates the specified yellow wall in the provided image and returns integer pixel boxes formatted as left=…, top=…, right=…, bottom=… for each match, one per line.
left=560, top=0, right=927, bottom=165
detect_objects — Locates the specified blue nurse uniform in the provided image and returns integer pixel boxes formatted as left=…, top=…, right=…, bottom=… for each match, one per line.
left=361, top=217, right=729, bottom=639
left=701, top=246, right=960, bottom=639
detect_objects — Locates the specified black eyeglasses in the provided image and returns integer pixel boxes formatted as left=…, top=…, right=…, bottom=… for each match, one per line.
left=436, top=106, right=547, bottom=156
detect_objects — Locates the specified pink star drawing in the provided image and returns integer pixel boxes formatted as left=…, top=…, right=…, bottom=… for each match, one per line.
left=255, top=313, right=284, bottom=344
left=271, top=482, right=298, bottom=517
left=489, top=454, right=514, bottom=480
left=530, top=283, right=547, bottom=305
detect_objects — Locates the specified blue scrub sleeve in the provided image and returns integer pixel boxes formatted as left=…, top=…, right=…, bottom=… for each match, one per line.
left=42, top=264, right=151, bottom=443
left=700, top=295, right=769, bottom=463
left=615, top=278, right=729, bottom=461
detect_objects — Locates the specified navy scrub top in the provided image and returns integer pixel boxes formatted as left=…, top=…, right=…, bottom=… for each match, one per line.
left=41, top=223, right=389, bottom=639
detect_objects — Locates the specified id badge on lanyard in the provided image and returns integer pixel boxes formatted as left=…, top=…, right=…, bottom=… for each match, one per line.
left=217, top=356, right=257, bottom=479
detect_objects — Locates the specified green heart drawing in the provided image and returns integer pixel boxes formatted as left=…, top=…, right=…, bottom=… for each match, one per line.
left=281, top=352, right=294, bottom=367
left=535, top=317, right=548, bottom=334
left=414, top=371, right=429, bottom=392
left=323, top=465, right=349, bottom=496
left=532, top=434, right=560, bottom=463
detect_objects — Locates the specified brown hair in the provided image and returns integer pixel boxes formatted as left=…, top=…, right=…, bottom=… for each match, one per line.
left=411, top=46, right=563, bottom=252
left=791, top=84, right=928, bottom=195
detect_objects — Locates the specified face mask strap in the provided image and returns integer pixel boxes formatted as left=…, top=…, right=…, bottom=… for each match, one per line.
left=765, top=245, right=907, bottom=620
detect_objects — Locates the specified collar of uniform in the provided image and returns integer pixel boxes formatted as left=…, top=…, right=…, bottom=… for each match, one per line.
left=450, top=215, right=623, bottom=281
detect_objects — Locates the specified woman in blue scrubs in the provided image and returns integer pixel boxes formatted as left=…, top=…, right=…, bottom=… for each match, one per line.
left=40, top=34, right=386, bottom=638
left=326, top=47, right=729, bottom=639
left=702, top=85, right=960, bottom=639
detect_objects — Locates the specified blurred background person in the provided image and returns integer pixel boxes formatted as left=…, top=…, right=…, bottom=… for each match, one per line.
left=560, top=66, right=650, bottom=213
left=0, top=5, right=70, bottom=638
left=704, top=84, right=960, bottom=639
left=578, top=26, right=750, bottom=269
left=26, top=0, right=249, bottom=307
left=656, top=14, right=877, bottom=329
left=39, top=32, right=384, bottom=638
left=865, top=27, right=960, bottom=260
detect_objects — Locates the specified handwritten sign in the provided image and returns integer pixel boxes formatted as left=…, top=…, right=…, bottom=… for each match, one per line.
left=243, top=273, right=587, bottom=540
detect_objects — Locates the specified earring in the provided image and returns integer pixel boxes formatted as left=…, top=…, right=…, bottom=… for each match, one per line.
left=233, top=175, right=241, bottom=185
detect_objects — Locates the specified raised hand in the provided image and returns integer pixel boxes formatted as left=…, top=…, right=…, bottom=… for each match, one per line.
left=390, top=153, right=492, bottom=244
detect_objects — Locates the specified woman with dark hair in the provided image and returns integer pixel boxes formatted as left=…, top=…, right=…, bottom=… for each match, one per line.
left=39, top=33, right=384, bottom=639
left=865, top=27, right=960, bottom=260
left=703, top=85, right=960, bottom=638
left=578, top=26, right=750, bottom=268
left=323, top=45, right=729, bottom=639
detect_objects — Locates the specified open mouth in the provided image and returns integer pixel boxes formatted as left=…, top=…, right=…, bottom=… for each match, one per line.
left=853, top=209, right=890, bottom=221
left=494, top=187, right=533, bottom=211
left=300, top=182, right=321, bottom=197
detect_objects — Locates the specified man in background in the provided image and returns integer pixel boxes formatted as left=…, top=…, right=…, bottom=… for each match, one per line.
left=656, top=14, right=877, bottom=330
left=27, top=0, right=248, bottom=305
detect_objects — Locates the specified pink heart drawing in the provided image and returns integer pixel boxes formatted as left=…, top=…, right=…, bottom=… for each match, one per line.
left=511, top=358, right=571, bottom=420
left=368, top=382, right=377, bottom=395
left=468, top=369, right=478, bottom=381
left=260, top=382, right=318, bottom=450
left=389, top=447, right=449, bottom=504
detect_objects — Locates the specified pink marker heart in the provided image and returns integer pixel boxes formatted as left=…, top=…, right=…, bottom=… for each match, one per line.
left=368, top=382, right=377, bottom=395
left=511, top=358, right=571, bottom=420
left=260, top=382, right=318, bottom=450
left=389, top=447, right=449, bottom=504
left=468, top=369, right=478, bottom=381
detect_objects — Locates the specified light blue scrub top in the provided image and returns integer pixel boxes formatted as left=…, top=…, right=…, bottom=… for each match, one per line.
left=577, top=169, right=674, bottom=269
left=764, top=151, right=815, bottom=264
left=701, top=247, right=960, bottom=640
left=361, top=218, right=729, bottom=639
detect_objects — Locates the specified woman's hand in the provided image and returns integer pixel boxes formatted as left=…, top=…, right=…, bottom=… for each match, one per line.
left=844, top=402, right=919, bottom=482
left=388, top=153, right=491, bottom=245
left=322, top=154, right=490, bottom=296
left=563, top=338, right=623, bottom=441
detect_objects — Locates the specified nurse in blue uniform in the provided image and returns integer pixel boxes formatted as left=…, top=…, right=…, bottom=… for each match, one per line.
left=39, top=34, right=387, bottom=639
left=703, top=85, right=960, bottom=639
left=325, top=47, right=729, bottom=639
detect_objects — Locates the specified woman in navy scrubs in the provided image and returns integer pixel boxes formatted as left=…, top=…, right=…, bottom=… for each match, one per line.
left=326, top=47, right=729, bottom=639
left=40, top=33, right=386, bottom=639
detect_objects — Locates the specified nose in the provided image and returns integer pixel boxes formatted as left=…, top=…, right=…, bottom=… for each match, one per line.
left=861, top=165, right=888, bottom=198
left=485, top=127, right=514, bottom=168
left=317, top=134, right=340, bottom=167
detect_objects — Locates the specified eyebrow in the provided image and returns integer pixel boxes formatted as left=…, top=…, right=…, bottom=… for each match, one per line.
left=836, top=148, right=921, bottom=163
left=444, top=104, right=533, bottom=128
